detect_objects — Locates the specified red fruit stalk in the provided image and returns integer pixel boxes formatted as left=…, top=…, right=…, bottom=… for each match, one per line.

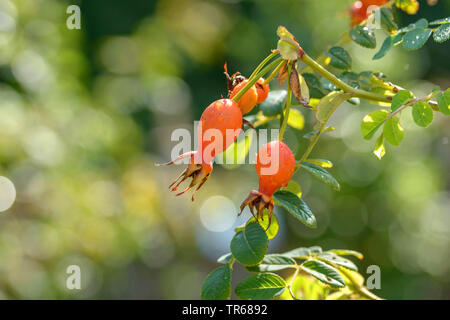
left=240, top=141, right=295, bottom=227
left=156, top=99, right=243, bottom=200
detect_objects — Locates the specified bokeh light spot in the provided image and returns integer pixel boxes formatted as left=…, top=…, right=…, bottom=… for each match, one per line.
left=0, top=176, right=16, bottom=212
left=199, top=195, right=237, bottom=232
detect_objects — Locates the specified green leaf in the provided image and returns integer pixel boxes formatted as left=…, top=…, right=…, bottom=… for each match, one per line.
left=277, top=25, right=296, bottom=40
left=350, top=26, right=376, bottom=49
left=327, top=46, right=352, bottom=70
left=302, top=73, right=325, bottom=99
left=391, top=90, right=413, bottom=112
left=221, top=129, right=253, bottom=168
left=260, top=90, right=286, bottom=116
left=399, top=18, right=428, bottom=33
left=273, top=190, right=317, bottom=228
left=246, top=254, right=296, bottom=272
left=217, top=253, right=233, bottom=264
left=298, top=73, right=310, bottom=103
left=309, top=246, right=322, bottom=254
left=300, top=162, right=340, bottom=191
left=412, top=100, right=433, bottom=127
left=287, top=108, right=305, bottom=130
left=402, top=28, right=432, bottom=50
left=320, top=78, right=338, bottom=92
left=383, top=116, right=404, bottom=146
left=306, top=159, right=333, bottom=168
left=277, top=39, right=301, bottom=60
left=380, top=8, right=398, bottom=33
left=373, top=33, right=403, bottom=60
left=429, top=17, right=450, bottom=25
left=437, top=90, right=450, bottom=115
left=317, top=252, right=358, bottom=271
left=328, top=249, right=364, bottom=260
left=300, top=260, right=345, bottom=288
left=316, top=91, right=352, bottom=123
left=201, top=265, right=231, bottom=300
left=433, top=23, right=450, bottom=43
left=361, top=110, right=389, bottom=140
left=373, top=36, right=393, bottom=60
left=235, top=273, right=286, bottom=300
left=281, top=180, right=302, bottom=198
left=281, top=247, right=311, bottom=259
left=373, top=134, right=386, bottom=160
left=230, top=221, right=268, bottom=266
left=246, top=213, right=279, bottom=240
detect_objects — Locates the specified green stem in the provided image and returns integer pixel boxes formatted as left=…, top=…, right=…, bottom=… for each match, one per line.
left=279, top=66, right=293, bottom=141
left=287, top=266, right=301, bottom=300
left=249, top=51, right=279, bottom=81
left=298, top=121, right=325, bottom=164
left=389, top=90, right=442, bottom=118
left=264, top=60, right=286, bottom=85
left=232, top=57, right=284, bottom=103
left=301, top=54, right=392, bottom=103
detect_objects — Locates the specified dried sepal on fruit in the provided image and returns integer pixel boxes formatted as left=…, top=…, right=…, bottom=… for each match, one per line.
left=240, top=141, right=296, bottom=228
left=156, top=99, right=242, bottom=201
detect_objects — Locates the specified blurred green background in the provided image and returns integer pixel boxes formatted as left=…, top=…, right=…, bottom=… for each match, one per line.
left=0, top=0, right=449, bottom=299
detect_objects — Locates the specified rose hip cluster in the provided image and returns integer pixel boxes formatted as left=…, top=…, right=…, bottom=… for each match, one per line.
left=157, top=64, right=295, bottom=225
left=349, top=0, right=389, bottom=26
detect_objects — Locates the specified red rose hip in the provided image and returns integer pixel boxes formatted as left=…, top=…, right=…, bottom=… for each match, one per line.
left=240, top=141, right=296, bottom=227
left=156, top=99, right=242, bottom=200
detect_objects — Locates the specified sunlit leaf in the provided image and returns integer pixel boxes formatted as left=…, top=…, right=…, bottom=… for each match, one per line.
left=273, top=190, right=317, bottom=228
left=412, top=100, right=433, bottom=127
left=316, top=91, right=352, bottom=123
left=391, top=90, right=413, bottom=112
left=230, top=221, right=268, bottom=266
left=246, top=254, right=296, bottom=272
left=281, top=180, right=302, bottom=198
left=217, top=253, right=233, bottom=264
left=298, top=73, right=310, bottom=103
left=373, top=134, right=386, bottom=160
left=246, top=213, right=279, bottom=240
left=437, top=89, right=450, bottom=115
left=301, top=260, right=345, bottom=288
left=306, top=159, right=333, bottom=168
left=383, top=116, right=404, bottom=146
left=361, top=110, right=389, bottom=140
left=317, top=252, right=358, bottom=271
left=429, top=17, right=450, bottom=25
left=281, top=247, right=311, bottom=259
left=201, top=264, right=231, bottom=300
left=300, top=162, right=340, bottom=191
left=328, top=249, right=364, bottom=260
left=221, top=129, right=254, bottom=168
left=235, top=273, right=286, bottom=300
left=433, top=23, right=450, bottom=43
left=287, top=108, right=305, bottom=130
